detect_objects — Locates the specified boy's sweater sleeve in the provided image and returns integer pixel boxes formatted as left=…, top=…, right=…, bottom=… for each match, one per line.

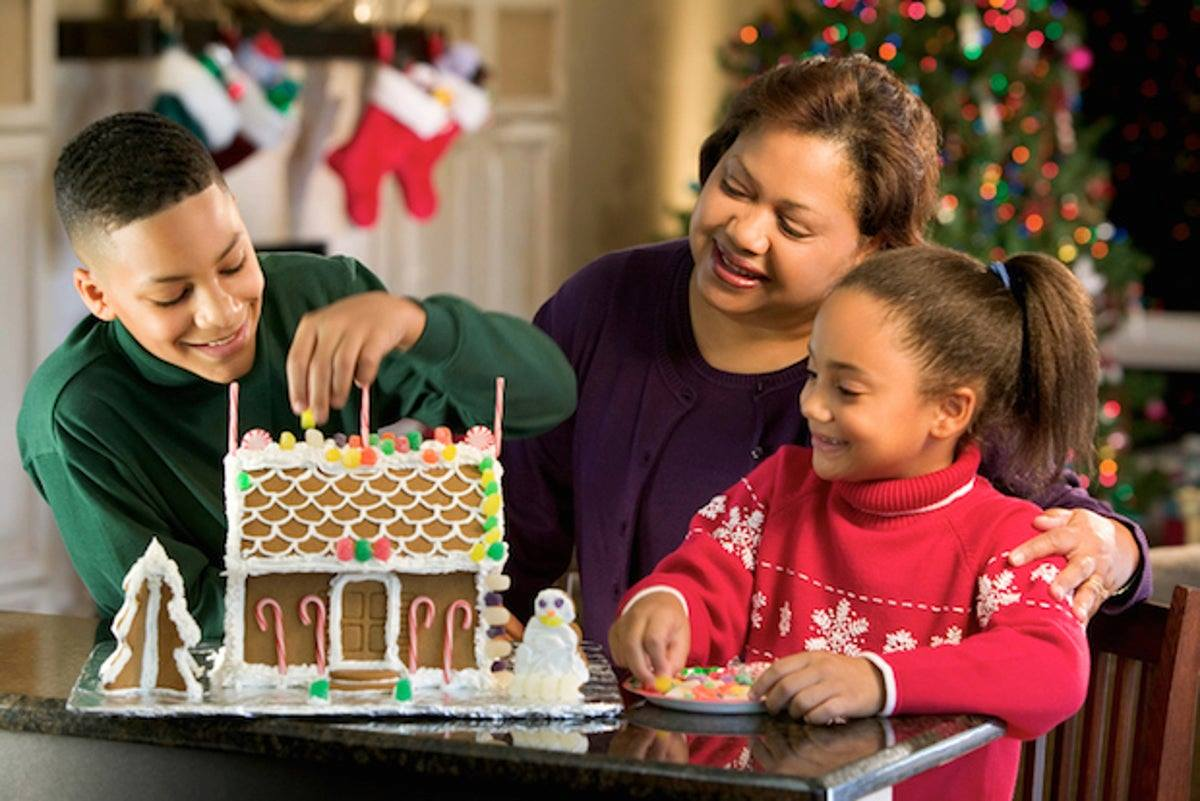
left=875, top=540, right=1089, bottom=740
left=25, top=431, right=225, bottom=640
left=394, top=294, right=577, bottom=438
left=618, top=462, right=779, bottom=665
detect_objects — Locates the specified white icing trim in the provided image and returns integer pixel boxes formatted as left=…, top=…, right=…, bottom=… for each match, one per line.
left=329, top=573, right=403, bottom=670
left=140, top=579, right=161, bottom=689
left=867, top=477, right=977, bottom=518
left=621, top=586, right=689, bottom=618
left=861, top=652, right=897, bottom=717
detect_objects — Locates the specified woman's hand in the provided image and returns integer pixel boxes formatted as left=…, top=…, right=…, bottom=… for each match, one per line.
left=286, top=292, right=427, bottom=424
left=1008, top=508, right=1140, bottom=623
left=608, top=592, right=690, bottom=688
left=750, top=652, right=884, bottom=724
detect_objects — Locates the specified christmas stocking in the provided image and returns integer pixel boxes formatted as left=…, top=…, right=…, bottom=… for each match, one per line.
left=327, top=64, right=454, bottom=226
left=205, top=37, right=302, bottom=171
left=151, top=44, right=240, bottom=152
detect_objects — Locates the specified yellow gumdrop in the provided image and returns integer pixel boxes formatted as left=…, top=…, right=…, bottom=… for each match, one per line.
left=482, top=494, right=501, bottom=517
left=442, top=444, right=457, bottom=461
left=325, top=447, right=340, bottom=462
left=481, top=469, right=495, bottom=485
left=279, top=431, right=297, bottom=451
left=484, top=530, right=502, bottom=545
left=300, top=408, right=316, bottom=430
left=469, top=541, right=486, bottom=562
left=653, top=675, right=673, bottom=694
left=343, top=448, right=362, bottom=468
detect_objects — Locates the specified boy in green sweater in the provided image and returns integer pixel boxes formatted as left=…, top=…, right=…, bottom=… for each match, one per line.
left=17, top=112, right=576, bottom=639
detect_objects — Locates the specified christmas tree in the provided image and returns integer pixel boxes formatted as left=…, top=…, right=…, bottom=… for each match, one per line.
left=717, top=0, right=1174, bottom=520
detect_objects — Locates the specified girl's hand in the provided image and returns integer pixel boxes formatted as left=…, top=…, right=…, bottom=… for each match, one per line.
left=1008, top=508, right=1140, bottom=623
left=751, top=652, right=884, bottom=724
left=607, top=592, right=690, bottom=688
left=286, top=292, right=427, bottom=424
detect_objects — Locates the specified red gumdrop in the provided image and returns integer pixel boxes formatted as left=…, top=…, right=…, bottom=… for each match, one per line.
left=335, top=537, right=355, bottom=561
left=434, top=426, right=452, bottom=444
left=361, top=447, right=378, bottom=466
left=397, top=437, right=411, bottom=453
left=372, top=538, right=393, bottom=560
left=348, top=435, right=362, bottom=448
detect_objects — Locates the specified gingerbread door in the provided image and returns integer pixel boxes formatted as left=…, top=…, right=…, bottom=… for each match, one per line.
left=339, top=580, right=388, bottom=661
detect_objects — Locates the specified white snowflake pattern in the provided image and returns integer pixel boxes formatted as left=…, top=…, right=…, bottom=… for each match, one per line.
left=696, top=494, right=727, bottom=520
left=725, top=745, right=753, bottom=771
left=930, top=626, right=963, bottom=648
left=1031, top=563, right=1060, bottom=585
left=976, top=570, right=1022, bottom=627
left=778, top=601, right=792, bottom=637
left=708, top=504, right=766, bottom=570
left=805, top=599, right=870, bottom=656
left=750, top=591, right=768, bottom=630
left=883, top=629, right=918, bottom=653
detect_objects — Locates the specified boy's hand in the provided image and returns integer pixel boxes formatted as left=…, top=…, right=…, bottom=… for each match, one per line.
left=608, top=592, right=690, bottom=689
left=286, top=293, right=426, bottom=424
left=751, top=653, right=884, bottom=724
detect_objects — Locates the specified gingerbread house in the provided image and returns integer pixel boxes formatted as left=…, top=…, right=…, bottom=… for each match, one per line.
left=99, top=538, right=204, bottom=699
left=218, top=387, right=513, bottom=698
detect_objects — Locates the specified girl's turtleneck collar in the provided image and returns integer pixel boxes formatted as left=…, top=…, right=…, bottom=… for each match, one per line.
left=834, top=444, right=982, bottom=518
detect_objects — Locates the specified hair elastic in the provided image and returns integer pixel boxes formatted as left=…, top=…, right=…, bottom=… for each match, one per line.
left=989, top=260, right=1012, bottom=291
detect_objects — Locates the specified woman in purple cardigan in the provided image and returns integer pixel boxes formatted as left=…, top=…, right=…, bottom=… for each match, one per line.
left=503, top=55, right=1150, bottom=642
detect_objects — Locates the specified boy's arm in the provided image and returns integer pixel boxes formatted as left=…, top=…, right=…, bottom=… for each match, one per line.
left=386, top=294, right=577, bottom=438
left=871, top=551, right=1089, bottom=741
left=25, top=444, right=224, bottom=640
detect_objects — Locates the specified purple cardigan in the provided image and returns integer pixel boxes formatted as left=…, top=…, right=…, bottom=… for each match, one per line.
left=502, top=239, right=1151, bottom=639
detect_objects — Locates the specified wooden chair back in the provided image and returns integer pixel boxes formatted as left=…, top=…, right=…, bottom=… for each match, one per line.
left=1014, top=584, right=1200, bottom=801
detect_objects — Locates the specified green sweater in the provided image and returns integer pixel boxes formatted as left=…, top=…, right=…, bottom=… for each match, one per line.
left=17, top=252, right=576, bottom=639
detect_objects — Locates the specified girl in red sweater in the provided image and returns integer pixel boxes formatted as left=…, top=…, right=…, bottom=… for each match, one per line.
left=609, top=245, right=1098, bottom=800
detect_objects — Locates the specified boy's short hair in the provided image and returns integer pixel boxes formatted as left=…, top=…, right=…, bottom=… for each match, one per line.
left=54, top=111, right=226, bottom=244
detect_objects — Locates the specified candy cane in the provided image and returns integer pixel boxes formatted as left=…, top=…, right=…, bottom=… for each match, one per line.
left=407, top=596, right=436, bottom=672
left=443, top=599, right=474, bottom=683
left=254, top=597, right=287, bottom=675
left=493, top=376, right=505, bottom=458
left=298, top=595, right=327, bottom=675
left=228, top=381, right=240, bottom=455
left=359, top=381, right=371, bottom=444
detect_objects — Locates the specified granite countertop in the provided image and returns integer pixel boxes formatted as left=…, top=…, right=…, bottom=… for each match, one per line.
left=0, top=611, right=1003, bottom=801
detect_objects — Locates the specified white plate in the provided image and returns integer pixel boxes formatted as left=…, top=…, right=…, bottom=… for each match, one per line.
left=623, top=679, right=767, bottom=715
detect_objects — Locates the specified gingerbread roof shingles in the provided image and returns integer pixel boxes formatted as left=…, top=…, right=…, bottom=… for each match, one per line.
left=237, top=462, right=487, bottom=561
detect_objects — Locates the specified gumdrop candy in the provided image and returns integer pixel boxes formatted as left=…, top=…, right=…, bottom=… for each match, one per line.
left=348, top=434, right=362, bottom=448
left=361, top=447, right=378, bottom=466
left=481, top=469, right=495, bottom=485
left=433, top=426, right=452, bottom=444
left=469, top=541, right=487, bottom=562
left=279, top=431, right=297, bottom=451
left=342, top=448, right=362, bottom=468
left=442, top=444, right=457, bottom=461
left=309, top=678, right=330, bottom=700
left=421, top=449, right=439, bottom=465
left=486, top=541, right=506, bottom=561
left=482, top=494, right=501, bottom=516
left=653, top=675, right=673, bottom=694
left=325, top=447, right=340, bottom=462
left=371, top=538, right=393, bottom=560
left=305, top=429, right=324, bottom=448
left=479, top=456, right=494, bottom=471
left=237, top=471, right=253, bottom=492
left=394, top=678, right=413, bottom=702
left=335, top=537, right=355, bottom=561
left=381, top=439, right=396, bottom=456
left=484, top=530, right=501, bottom=545
left=300, top=408, right=316, bottom=430
left=333, top=433, right=348, bottom=447
left=396, top=437, right=411, bottom=454
left=354, top=538, right=372, bottom=562
left=406, top=431, right=422, bottom=451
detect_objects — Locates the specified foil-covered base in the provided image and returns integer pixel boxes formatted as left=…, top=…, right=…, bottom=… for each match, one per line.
left=68, top=641, right=623, bottom=720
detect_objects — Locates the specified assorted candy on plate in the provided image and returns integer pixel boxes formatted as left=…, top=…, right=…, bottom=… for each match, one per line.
left=628, top=661, right=771, bottom=703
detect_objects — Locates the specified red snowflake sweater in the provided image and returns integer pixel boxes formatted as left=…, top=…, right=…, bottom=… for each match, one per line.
left=620, top=445, right=1089, bottom=801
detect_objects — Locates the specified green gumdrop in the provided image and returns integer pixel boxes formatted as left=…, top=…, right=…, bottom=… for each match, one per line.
left=354, top=539, right=372, bottom=562
left=381, top=439, right=396, bottom=455
left=369, top=433, right=381, bottom=446
left=309, top=678, right=329, bottom=699
left=478, top=456, right=494, bottom=471
left=267, top=78, right=300, bottom=111
left=482, top=515, right=498, bottom=532
left=406, top=431, right=422, bottom=450
left=237, top=471, right=252, bottom=492
left=394, top=678, right=413, bottom=702
left=486, top=541, right=506, bottom=561
left=484, top=481, right=499, bottom=495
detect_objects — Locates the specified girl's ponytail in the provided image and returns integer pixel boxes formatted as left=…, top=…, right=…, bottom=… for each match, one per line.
left=998, top=254, right=1099, bottom=491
